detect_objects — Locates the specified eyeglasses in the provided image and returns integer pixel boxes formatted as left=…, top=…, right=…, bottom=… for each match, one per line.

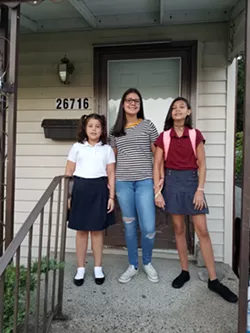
left=125, top=98, right=140, bottom=105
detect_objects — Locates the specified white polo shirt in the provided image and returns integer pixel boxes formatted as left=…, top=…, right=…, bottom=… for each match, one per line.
left=67, top=141, right=116, bottom=178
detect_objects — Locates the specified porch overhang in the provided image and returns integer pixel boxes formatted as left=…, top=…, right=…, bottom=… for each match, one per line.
left=0, top=1, right=243, bottom=41
left=1, top=0, right=245, bottom=61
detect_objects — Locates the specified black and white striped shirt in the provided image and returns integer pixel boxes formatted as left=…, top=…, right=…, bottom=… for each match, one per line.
left=109, top=119, right=158, bottom=181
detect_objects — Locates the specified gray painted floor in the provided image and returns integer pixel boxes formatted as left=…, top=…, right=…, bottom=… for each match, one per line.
left=50, top=253, right=238, bottom=333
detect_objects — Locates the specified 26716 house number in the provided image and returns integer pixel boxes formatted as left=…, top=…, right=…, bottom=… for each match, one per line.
left=56, top=98, right=89, bottom=110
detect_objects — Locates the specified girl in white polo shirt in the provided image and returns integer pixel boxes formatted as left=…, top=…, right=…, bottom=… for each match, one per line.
left=65, top=114, right=116, bottom=286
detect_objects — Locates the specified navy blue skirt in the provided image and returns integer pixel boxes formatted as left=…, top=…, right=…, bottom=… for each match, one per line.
left=68, top=176, right=115, bottom=231
left=162, top=169, right=209, bottom=215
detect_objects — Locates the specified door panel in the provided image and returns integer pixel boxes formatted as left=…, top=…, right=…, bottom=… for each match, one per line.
left=108, top=58, right=181, bottom=132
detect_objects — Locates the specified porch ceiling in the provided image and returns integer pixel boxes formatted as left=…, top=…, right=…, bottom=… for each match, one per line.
left=17, top=0, right=242, bottom=33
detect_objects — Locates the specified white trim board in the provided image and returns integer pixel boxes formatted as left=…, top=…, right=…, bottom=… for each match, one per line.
left=224, top=59, right=237, bottom=266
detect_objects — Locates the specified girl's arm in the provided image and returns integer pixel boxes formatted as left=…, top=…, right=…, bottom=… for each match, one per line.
left=151, top=143, right=156, bottom=154
left=107, top=163, right=115, bottom=199
left=193, top=142, right=206, bottom=210
left=153, top=147, right=163, bottom=191
left=149, top=121, right=165, bottom=179
left=107, top=163, right=115, bottom=212
left=153, top=147, right=165, bottom=208
left=109, top=132, right=117, bottom=156
left=151, top=143, right=164, bottom=180
left=65, top=161, right=75, bottom=211
left=196, top=142, right=206, bottom=190
left=65, top=160, right=76, bottom=177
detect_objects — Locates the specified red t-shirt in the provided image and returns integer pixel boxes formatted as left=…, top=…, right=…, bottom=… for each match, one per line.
left=154, top=127, right=205, bottom=170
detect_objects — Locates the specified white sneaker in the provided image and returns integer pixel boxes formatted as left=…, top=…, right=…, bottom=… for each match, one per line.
left=118, top=265, right=139, bottom=283
left=143, top=263, right=159, bottom=283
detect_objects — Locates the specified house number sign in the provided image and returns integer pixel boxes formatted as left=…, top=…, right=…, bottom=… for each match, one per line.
left=56, top=98, right=89, bottom=110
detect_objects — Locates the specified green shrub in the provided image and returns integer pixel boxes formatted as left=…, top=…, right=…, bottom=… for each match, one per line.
left=235, top=131, right=243, bottom=177
left=3, top=257, right=64, bottom=333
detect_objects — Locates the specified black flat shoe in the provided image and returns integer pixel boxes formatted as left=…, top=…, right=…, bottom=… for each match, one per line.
left=172, top=270, right=190, bottom=289
left=74, top=278, right=84, bottom=286
left=208, top=279, right=238, bottom=303
left=95, top=276, right=105, bottom=285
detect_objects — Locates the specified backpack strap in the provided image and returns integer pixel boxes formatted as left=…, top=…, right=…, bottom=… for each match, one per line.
left=189, top=128, right=197, bottom=158
left=163, top=130, right=171, bottom=161
left=163, top=128, right=197, bottom=161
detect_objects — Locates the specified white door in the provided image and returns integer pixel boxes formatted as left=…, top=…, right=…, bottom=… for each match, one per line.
left=108, top=58, right=181, bottom=132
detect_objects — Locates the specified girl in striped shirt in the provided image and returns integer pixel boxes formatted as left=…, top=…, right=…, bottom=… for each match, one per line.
left=109, top=88, right=160, bottom=284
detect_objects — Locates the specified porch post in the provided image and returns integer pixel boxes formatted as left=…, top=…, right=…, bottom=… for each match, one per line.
left=238, top=0, right=250, bottom=332
left=0, top=6, right=8, bottom=256
left=5, top=5, right=20, bottom=249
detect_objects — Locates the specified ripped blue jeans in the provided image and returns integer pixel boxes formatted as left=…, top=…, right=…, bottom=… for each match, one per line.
left=116, top=179, right=156, bottom=267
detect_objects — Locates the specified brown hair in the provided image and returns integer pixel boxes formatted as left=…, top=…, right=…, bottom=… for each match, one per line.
left=111, top=88, right=145, bottom=137
left=77, top=113, right=107, bottom=145
left=164, top=97, right=193, bottom=130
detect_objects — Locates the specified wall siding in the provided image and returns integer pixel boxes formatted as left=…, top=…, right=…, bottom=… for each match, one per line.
left=16, top=22, right=230, bottom=262
left=197, top=38, right=228, bottom=262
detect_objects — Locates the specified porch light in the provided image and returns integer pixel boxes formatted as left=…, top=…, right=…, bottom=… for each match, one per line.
left=28, top=0, right=64, bottom=4
left=58, top=56, right=75, bottom=84
left=28, top=0, right=44, bottom=4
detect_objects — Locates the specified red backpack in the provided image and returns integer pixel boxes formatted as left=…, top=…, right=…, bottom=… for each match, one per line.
left=163, top=128, right=197, bottom=161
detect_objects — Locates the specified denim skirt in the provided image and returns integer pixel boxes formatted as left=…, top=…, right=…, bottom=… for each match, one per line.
left=162, top=169, right=209, bottom=215
left=68, top=176, right=115, bottom=231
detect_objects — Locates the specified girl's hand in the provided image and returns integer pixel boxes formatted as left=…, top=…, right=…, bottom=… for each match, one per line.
left=68, top=198, right=71, bottom=210
left=107, top=198, right=115, bottom=213
left=155, top=193, right=165, bottom=209
left=193, top=190, right=206, bottom=210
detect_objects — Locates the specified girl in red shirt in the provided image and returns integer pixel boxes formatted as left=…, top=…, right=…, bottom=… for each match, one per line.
left=153, top=97, right=238, bottom=303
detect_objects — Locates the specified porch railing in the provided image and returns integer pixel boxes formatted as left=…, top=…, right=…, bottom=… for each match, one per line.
left=0, top=175, right=70, bottom=333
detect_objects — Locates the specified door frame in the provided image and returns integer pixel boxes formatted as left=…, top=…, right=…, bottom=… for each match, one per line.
left=93, top=40, right=198, bottom=254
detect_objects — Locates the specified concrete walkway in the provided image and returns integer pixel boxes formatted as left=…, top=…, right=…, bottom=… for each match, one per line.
left=50, top=253, right=238, bottom=333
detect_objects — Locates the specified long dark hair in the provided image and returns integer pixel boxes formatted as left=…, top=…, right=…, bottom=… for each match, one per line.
left=164, top=97, right=193, bottom=131
left=111, top=88, right=145, bottom=137
left=77, top=113, right=107, bottom=144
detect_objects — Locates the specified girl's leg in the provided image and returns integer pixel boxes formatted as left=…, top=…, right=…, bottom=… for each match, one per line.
left=135, top=179, right=156, bottom=265
left=91, top=231, right=105, bottom=284
left=74, top=231, right=88, bottom=286
left=192, top=214, right=216, bottom=280
left=171, top=214, right=190, bottom=288
left=193, top=214, right=238, bottom=303
left=76, top=230, right=89, bottom=267
left=116, top=181, right=139, bottom=283
left=91, top=230, right=104, bottom=267
left=116, top=181, right=138, bottom=267
left=172, top=214, right=189, bottom=271
left=135, top=179, right=159, bottom=283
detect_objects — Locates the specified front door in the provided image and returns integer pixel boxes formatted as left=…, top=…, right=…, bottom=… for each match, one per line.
left=94, top=42, right=197, bottom=252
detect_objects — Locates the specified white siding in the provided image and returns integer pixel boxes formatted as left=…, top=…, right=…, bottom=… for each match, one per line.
left=197, top=39, right=228, bottom=262
left=16, top=22, right=230, bottom=262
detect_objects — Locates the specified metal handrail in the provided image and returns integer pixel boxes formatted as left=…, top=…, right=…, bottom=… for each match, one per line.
left=0, top=176, right=62, bottom=274
left=0, top=175, right=70, bottom=333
